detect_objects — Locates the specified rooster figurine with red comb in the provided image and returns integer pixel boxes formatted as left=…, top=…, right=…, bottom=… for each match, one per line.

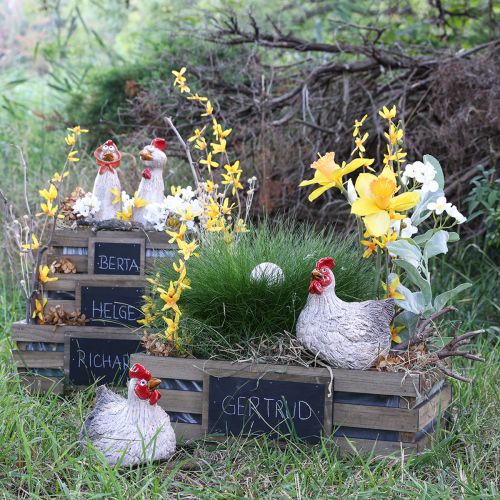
left=91, top=139, right=122, bottom=221
left=296, top=257, right=394, bottom=369
left=80, top=363, right=176, bottom=466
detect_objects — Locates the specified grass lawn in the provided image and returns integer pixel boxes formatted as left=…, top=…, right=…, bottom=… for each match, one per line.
left=0, top=243, right=498, bottom=498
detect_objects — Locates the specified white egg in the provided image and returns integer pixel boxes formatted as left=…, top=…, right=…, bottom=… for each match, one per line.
left=250, top=262, right=284, bottom=285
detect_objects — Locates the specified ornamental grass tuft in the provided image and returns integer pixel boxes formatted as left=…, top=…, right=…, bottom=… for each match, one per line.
left=150, top=220, right=377, bottom=359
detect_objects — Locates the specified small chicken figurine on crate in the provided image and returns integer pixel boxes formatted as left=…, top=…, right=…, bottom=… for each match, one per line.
left=296, top=257, right=394, bottom=370
left=134, top=138, right=167, bottom=226
left=80, top=363, right=176, bottom=466
left=92, top=139, right=122, bottom=221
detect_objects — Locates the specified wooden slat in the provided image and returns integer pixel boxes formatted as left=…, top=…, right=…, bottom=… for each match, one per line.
left=131, top=354, right=421, bottom=397
left=12, top=322, right=65, bottom=342
left=158, top=390, right=203, bottom=413
left=172, top=423, right=204, bottom=443
left=417, top=385, right=452, bottom=429
left=334, top=403, right=418, bottom=432
left=12, top=350, right=64, bottom=369
left=44, top=274, right=147, bottom=291
left=46, top=250, right=88, bottom=273
left=19, top=375, right=64, bottom=395
left=45, top=300, right=76, bottom=311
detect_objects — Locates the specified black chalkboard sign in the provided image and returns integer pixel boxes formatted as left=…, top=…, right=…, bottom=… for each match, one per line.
left=81, top=286, right=144, bottom=327
left=69, top=336, right=144, bottom=386
left=207, top=375, right=327, bottom=443
left=93, top=241, right=142, bottom=275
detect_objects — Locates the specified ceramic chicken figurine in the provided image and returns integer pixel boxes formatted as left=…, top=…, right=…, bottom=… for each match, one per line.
left=296, top=257, right=394, bottom=370
left=92, top=139, right=122, bottom=221
left=134, top=138, right=167, bottom=225
left=80, top=363, right=176, bottom=466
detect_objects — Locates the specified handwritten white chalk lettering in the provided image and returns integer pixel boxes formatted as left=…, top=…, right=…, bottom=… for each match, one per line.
left=97, top=255, right=139, bottom=273
left=77, top=348, right=130, bottom=371
left=91, top=300, right=138, bottom=321
left=221, top=395, right=313, bottom=421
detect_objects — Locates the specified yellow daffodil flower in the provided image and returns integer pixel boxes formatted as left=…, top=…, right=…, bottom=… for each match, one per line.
left=166, top=223, right=187, bottom=244
left=188, top=128, right=205, bottom=143
left=351, top=132, right=368, bottom=156
left=353, top=114, right=368, bottom=137
left=39, top=184, right=58, bottom=202
left=21, top=234, right=40, bottom=251
left=360, top=239, right=378, bottom=258
left=206, top=197, right=220, bottom=219
left=177, top=240, right=199, bottom=260
left=158, top=281, right=181, bottom=314
left=201, top=100, right=213, bottom=117
left=51, top=171, right=68, bottom=182
left=300, top=152, right=375, bottom=202
left=179, top=205, right=201, bottom=224
left=378, top=105, right=397, bottom=121
left=224, top=160, right=242, bottom=175
left=171, top=185, right=182, bottom=196
left=220, top=197, right=235, bottom=215
left=110, top=187, right=121, bottom=204
left=172, top=67, right=187, bottom=86
left=384, top=123, right=403, bottom=145
left=195, top=137, right=207, bottom=151
left=36, top=201, right=60, bottom=218
left=67, top=151, right=79, bottom=163
left=163, top=315, right=180, bottom=338
left=132, top=192, right=148, bottom=208
left=38, top=265, right=58, bottom=284
left=32, top=297, right=47, bottom=324
left=390, top=324, right=404, bottom=344
left=116, top=205, right=133, bottom=221
left=173, top=259, right=185, bottom=274
left=213, top=123, right=232, bottom=140
left=382, top=276, right=405, bottom=301
left=65, top=133, right=76, bottom=146
left=204, top=180, right=218, bottom=193
left=200, top=152, right=219, bottom=172
left=234, top=219, right=249, bottom=233
left=178, top=82, right=190, bottom=93
left=67, top=126, right=89, bottom=135
left=383, top=145, right=407, bottom=166
left=221, top=172, right=243, bottom=195
left=351, top=165, right=419, bottom=236
left=211, top=139, right=227, bottom=155
left=206, top=217, right=225, bottom=232
left=187, top=93, right=208, bottom=102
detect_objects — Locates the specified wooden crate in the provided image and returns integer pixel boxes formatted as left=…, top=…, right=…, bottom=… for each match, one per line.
left=130, top=353, right=452, bottom=456
left=11, top=321, right=144, bottom=392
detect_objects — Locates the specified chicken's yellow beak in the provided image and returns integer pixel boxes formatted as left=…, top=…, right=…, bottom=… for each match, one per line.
left=140, top=149, right=153, bottom=161
left=311, top=269, right=322, bottom=279
left=147, top=378, right=161, bottom=391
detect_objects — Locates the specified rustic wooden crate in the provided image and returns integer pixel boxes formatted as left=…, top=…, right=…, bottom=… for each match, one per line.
left=11, top=320, right=143, bottom=392
left=130, top=353, right=452, bottom=456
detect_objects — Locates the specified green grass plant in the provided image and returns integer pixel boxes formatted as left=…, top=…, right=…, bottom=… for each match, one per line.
left=151, top=219, right=377, bottom=359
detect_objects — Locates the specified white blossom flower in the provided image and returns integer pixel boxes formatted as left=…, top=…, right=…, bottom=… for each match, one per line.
left=446, top=204, right=467, bottom=224
left=413, top=160, right=438, bottom=192
left=73, top=193, right=101, bottom=218
left=401, top=162, right=420, bottom=185
left=180, top=186, right=195, bottom=201
left=427, top=196, right=451, bottom=215
left=400, top=217, right=418, bottom=238
left=346, top=179, right=358, bottom=205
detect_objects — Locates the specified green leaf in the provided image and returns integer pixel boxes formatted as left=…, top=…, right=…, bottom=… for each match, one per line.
left=423, top=230, right=449, bottom=261
left=448, top=232, right=460, bottom=242
left=394, top=259, right=432, bottom=304
left=434, top=283, right=472, bottom=311
left=395, top=310, right=419, bottom=336
left=396, top=287, right=426, bottom=315
left=411, top=189, right=443, bottom=226
left=386, top=240, right=422, bottom=267
left=423, top=154, right=445, bottom=189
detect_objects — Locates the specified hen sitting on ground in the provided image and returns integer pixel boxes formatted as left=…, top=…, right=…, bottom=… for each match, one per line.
left=296, top=257, right=394, bottom=370
left=80, top=363, right=176, bottom=466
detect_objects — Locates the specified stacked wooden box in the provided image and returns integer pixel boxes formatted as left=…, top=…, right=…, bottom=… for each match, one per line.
left=131, top=354, right=452, bottom=456
left=11, top=229, right=175, bottom=393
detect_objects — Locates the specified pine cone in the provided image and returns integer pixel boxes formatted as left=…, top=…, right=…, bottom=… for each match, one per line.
left=50, top=257, right=77, bottom=274
left=141, top=332, right=172, bottom=356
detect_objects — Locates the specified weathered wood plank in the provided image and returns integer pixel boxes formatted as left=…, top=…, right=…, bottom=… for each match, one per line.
left=45, top=250, right=88, bottom=273
left=158, top=390, right=203, bottom=413
left=172, top=423, right=204, bottom=443
left=131, top=355, right=420, bottom=396
left=44, top=274, right=147, bottom=291
left=334, top=403, right=419, bottom=432
left=45, top=300, right=76, bottom=311
left=332, top=436, right=417, bottom=456
left=12, top=350, right=65, bottom=369
left=417, top=385, right=452, bottom=429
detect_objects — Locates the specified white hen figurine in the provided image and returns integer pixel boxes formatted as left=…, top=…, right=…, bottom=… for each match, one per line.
left=92, top=139, right=122, bottom=221
left=134, top=138, right=167, bottom=225
left=80, top=363, right=176, bottom=466
left=296, top=257, right=394, bottom=370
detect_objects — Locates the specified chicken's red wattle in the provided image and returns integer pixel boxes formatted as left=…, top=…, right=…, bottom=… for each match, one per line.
left=308, top=280, right=323, bottom=295
left=142, top=168, right=152, bottom=180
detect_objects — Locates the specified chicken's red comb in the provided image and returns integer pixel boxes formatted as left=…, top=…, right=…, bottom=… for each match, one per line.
left=151, top=137, right=167, bottom=152
left=129, top=363, right=151, bottom=381
left=105, top=139, right=114, bottom=146
left=316, top=257, right=336, bottom=270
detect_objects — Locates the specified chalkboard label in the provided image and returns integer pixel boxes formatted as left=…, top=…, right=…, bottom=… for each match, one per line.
left=93, top=241, right=142, bottom=275
left=69, top=336, right=144, bottom=386
left=81, top=286, right=144, bottom=327
left=208, top=375, right=326, bottom=443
